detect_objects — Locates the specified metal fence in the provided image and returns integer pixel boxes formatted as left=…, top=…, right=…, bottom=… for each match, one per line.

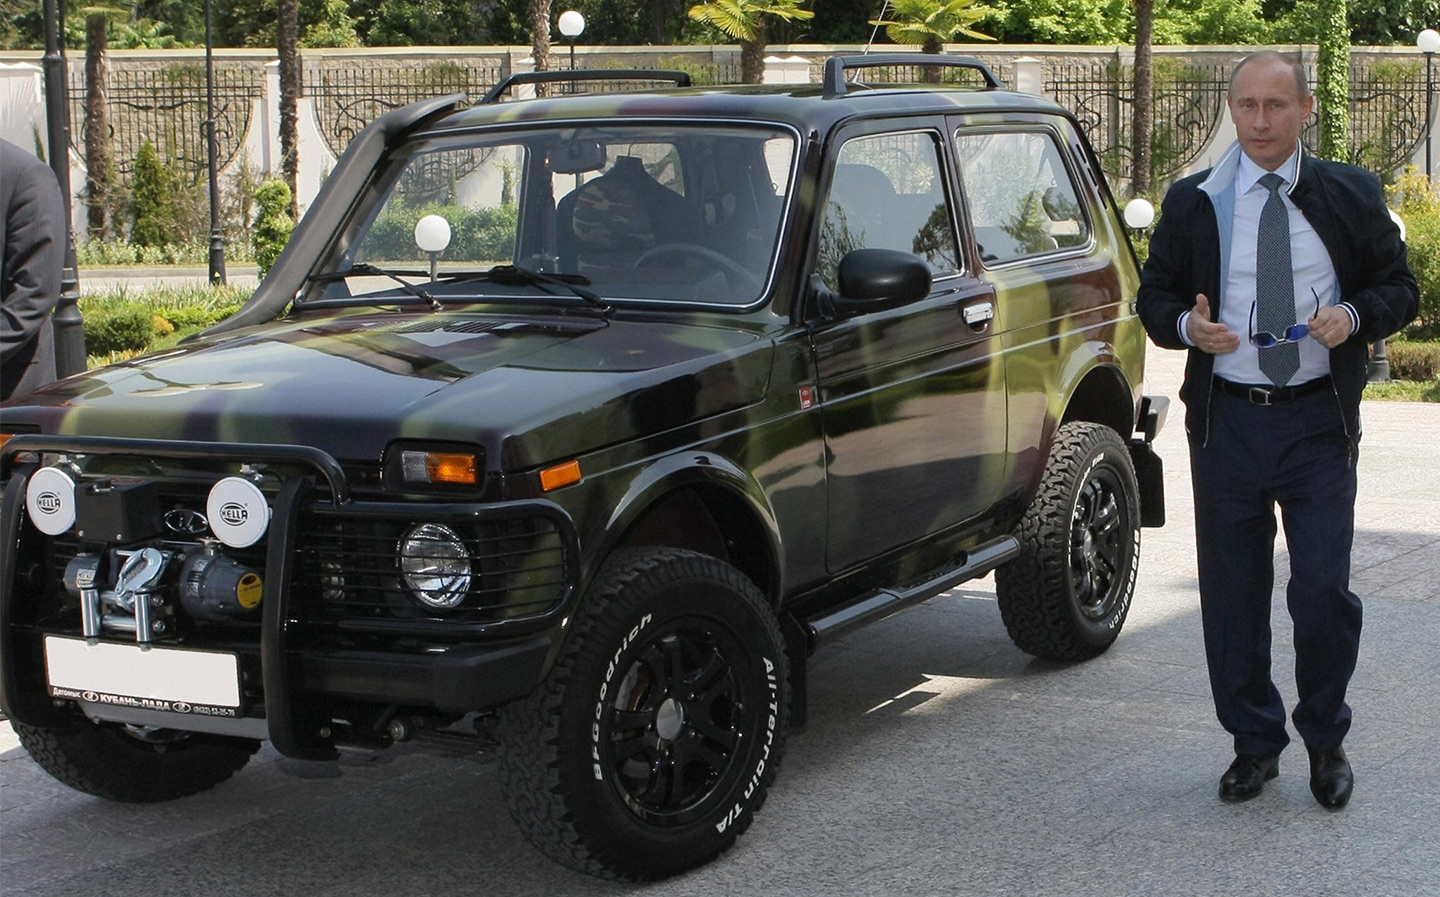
left=68, top=61, right=263, bottom=186
left=1047, top=54, right=1430, bottom=188
left=304, top=58, right=506, bottom=157
left=45, top=47, right=1440, bottom=194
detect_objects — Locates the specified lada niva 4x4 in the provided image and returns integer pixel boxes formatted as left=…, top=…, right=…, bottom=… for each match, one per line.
left=1, top=56, right=1167, bottom=879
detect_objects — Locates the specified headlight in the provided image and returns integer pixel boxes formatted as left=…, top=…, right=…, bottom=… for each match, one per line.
left=398, top=523, right=471, bottom=610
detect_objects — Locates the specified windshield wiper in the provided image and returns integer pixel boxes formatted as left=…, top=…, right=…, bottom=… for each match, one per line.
left=443, top=265, right=612, bottom=315
left=307, top=263, right=444, bottom=311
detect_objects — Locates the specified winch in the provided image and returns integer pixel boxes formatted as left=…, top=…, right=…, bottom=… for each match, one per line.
left=62, top=542, right=263, bottom=644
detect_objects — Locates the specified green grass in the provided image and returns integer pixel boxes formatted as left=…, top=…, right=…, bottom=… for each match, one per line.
left=81, top=283, right=255, bottom=368
left=1363, top=378, right=1440, bottom=402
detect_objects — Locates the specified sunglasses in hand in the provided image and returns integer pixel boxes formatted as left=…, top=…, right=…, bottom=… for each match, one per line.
left=1250, top=288, right=1322, bottom=349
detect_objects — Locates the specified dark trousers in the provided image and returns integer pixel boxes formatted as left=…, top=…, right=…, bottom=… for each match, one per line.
left=1189, top=386, right=1363, bottom=759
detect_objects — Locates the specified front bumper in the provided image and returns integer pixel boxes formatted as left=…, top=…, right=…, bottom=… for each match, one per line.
left=1, top=435, right=577, bottom=759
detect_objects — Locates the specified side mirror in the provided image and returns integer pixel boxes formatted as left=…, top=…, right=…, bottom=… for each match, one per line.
left=1123, top=197, right=1156, bottom=229
left=817, top=248, right=933, bottom=318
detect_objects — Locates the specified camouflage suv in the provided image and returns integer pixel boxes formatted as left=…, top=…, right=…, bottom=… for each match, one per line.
left=1, top=55, right=1166, bottom=880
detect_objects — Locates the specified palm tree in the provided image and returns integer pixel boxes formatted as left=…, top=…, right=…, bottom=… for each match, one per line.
left=687, top=0, right=815, bottom=84
left=83, top=8, right=109, bottom=238
left=1132, top=0, right=1155, bottom=196
left=869, top=0, right=994, bottom=83
left=531, top=0, right=552, bottom=96
left=278, top=0, right=300, bottom=217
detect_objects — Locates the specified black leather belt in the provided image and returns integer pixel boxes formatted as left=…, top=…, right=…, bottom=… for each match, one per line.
left=1213, top=375, right=1331, bottom=406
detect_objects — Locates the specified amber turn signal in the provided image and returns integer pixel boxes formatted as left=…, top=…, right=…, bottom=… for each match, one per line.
left=539, top=459, right=582, bottom=492
left=402, top=450, right=478, bottom=485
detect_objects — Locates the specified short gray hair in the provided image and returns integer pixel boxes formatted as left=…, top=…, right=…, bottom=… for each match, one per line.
left=1229, top=51, right=1311, bottom=99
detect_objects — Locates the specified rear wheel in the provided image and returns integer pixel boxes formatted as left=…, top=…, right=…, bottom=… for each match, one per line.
left=499, top=548, right=788, bottom=880
left=12, top=718, right=259, bottom=802
left=996, top=421, right=1140, bottom=660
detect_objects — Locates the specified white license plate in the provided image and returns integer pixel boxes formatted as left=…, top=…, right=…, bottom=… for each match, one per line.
left=44, top=636, right=242, bottom=717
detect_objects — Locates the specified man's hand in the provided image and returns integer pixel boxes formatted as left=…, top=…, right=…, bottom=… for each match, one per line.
left=1308, top=305, right=1353, bottom=349
left=1186, top=294, right=1241, bottom=355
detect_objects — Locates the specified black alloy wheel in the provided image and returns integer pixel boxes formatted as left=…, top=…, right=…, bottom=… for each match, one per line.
left=499, top=547, right=788, bottom=880
left=996, top=421, right=1141, bottom=660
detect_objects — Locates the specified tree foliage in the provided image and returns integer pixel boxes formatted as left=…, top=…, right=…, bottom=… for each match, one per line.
left=870, top=0, right=995, bottom=52
left=687, top=0, right=814, bottom=83
left=131, top=142, right=177, bottom=247
left=1316, top=0, right=1349, bottom=161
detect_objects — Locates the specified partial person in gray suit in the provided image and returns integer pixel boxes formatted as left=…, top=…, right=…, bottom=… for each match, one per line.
left=1, top=137, right=66, bottom=401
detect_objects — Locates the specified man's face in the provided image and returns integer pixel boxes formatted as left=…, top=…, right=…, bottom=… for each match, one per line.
left=1227, top=58, right=1314, bottom=171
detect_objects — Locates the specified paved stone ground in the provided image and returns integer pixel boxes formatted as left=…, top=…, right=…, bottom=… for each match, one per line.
left=2, top=349, right=1437, bottom=896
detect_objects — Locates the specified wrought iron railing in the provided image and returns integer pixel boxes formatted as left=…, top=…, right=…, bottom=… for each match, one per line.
left=304, top=58, right=505, bottom=158
left=68, top=62, right=262, bottom=187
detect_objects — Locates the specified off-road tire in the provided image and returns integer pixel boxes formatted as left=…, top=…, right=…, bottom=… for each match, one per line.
left=499, top=548, right=788, bottom=881
left=11, top=718, right=260, bottom=802
left=996, top=421, right=1140, bottom=660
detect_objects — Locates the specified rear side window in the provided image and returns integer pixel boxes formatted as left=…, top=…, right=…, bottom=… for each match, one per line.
left=954, top=130, right=1091, bottom=266
left=816, top=131, right=958, bottom=289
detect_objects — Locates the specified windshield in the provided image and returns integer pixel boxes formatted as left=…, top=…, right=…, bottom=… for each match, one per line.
left=314, top=123, right=797, bottom=309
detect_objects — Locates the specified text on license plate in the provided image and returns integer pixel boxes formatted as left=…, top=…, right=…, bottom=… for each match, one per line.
left=44, top=636, right=241, bottom=717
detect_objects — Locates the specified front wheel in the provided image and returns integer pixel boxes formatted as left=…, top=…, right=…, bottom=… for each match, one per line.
left=12, top=718, right=260, bottom=802
left=499, top=548, right=788, bottom=880
left=996, top=421, right=1141, bottom=660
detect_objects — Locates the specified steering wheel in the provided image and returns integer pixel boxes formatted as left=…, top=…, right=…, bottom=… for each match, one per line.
left=633, top=243, right=762, bottom=294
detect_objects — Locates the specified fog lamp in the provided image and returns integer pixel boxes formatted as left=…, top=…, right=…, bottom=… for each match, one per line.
left=398, top=523, right=472, bottom=610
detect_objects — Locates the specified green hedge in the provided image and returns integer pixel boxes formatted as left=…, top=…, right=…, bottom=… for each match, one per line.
left=366, top=202, right=518, bottom=263
left=80, top=284, right=253, bottom=366
left=1386, top=339, right=1440, bottom=382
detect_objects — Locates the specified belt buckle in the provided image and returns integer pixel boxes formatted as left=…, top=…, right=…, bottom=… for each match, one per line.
left=1248, top=386, right=1274, bottom=406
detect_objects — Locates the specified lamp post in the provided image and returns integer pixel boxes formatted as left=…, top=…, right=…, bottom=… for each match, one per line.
left=205, top=0, right=226, bottom=286
left=558, top=10, right=585, bottom=91
left=1419, top=29, right=1439, bottom=179
left=42, top=0, right=86, bottom=377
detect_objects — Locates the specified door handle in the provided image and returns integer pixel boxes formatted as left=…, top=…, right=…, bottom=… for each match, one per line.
left=962, top=301, right=995, bottom=327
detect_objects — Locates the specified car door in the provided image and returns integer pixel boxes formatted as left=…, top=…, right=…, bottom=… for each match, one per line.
left=808, top=122, right=1008, bottom=571
left=948, top=121, right=1118, bottom=496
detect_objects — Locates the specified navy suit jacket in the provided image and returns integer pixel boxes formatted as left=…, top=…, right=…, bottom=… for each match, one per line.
left=1, top=138, right=66, bottom=401
left=1138, top=150, right=1419, bottom=446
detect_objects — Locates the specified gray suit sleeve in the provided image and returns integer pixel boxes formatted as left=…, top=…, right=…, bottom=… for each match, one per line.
left=2, top=150, right=67, bottom=364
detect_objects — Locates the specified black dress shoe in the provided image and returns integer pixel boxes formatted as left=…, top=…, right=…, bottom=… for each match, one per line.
left=1219, top=753, right=1280, bottom=802
left=1308, top=746, right=1354, bottom=810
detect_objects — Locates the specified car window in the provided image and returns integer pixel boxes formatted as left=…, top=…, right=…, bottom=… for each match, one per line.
left=344, top=125, right=795, bottom=307
left=953, top=130, right=1091, bottom=266
left=816, top=131, right=959, bottom=290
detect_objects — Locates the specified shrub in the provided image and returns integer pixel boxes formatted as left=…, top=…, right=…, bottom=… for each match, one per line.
left=80, top=284, right=254, bottom=366
left=365, top=202, right=518, bottom=263
left=1385, top=340, right=1440, bottom=382
left=131, top=142, right=178, bottom=248
left=253, top=179, right=296, bottom=275
left=81, top=301, right=156, bottom=355
left=1387, top=168, right=1440, bottom=340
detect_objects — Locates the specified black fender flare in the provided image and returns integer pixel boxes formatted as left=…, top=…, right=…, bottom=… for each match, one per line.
left=585, top=451, right=785, bottom=608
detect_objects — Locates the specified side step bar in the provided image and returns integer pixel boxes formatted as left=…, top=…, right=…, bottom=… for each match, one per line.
left=803, top=535, right=1020, bottom=652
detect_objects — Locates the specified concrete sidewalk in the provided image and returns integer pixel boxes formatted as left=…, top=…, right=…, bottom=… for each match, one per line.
left=2, top=349, right=1437, bottom=897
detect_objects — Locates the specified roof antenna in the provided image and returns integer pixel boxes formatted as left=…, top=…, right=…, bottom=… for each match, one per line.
left=863, top=0, right=891, bottom=54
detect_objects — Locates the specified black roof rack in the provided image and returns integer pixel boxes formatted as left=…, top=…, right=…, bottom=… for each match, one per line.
left=822, top=54, right=1004, bottom=98
left=480, top=69, right=693, bottom=105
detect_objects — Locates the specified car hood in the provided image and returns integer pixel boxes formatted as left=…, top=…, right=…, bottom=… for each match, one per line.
left=5, top=309, right=773, bottom=470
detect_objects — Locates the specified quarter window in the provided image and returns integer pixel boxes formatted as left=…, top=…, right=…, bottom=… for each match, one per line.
left=816, top=132, right=958, bottom=289
left=954, top=131, right=1090, bottom=265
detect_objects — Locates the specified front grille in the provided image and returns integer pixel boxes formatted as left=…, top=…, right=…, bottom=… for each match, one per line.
left=291, top=512, right=570, bottom=625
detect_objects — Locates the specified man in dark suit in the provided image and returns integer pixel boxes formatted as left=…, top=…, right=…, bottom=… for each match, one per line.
left=1138, top=51, right=1418, bottom=810
left=2, top=137, right=67, bottom=401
